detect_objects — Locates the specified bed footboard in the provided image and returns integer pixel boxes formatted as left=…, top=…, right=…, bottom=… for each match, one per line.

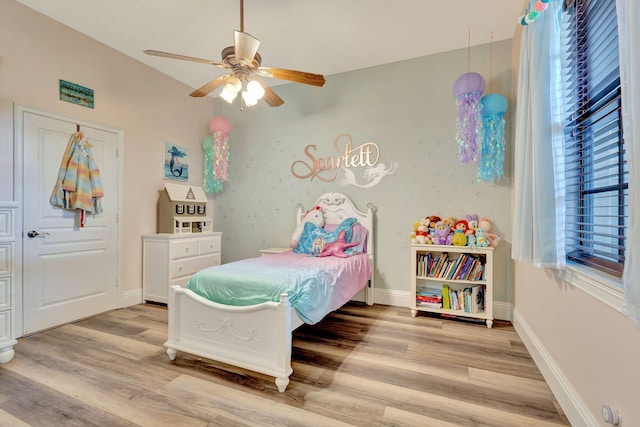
left=165, top=285, right=295, bottom=392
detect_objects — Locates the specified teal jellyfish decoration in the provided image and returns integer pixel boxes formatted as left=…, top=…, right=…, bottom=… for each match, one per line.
left=478, top=93, right=507, bottom=182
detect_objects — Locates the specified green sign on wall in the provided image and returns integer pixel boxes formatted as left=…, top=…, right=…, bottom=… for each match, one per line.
left=59, top=79, right=94, bottom=109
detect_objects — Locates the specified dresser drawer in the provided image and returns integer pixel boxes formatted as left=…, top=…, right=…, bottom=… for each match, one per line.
left=0, top=277, right=9, bottom=311
left=143, top=232, right=223, bottom=304
left=199, top=235, right=221, bottom=255
left=171, top=240, right=199, bottom=259
left=170, top=253, right=220, bottom=279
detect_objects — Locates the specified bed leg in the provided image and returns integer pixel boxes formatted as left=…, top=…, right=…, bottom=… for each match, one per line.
left=166, top=347, right=177, bottom=360
left=275, top=376, right=289, bottom=393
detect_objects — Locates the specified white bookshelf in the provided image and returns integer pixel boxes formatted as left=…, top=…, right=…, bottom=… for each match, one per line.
left=410, top=244, right=494, bottom=328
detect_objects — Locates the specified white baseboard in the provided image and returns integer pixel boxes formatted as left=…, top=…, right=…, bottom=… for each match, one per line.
left=373, top=289, right=512, bottom=321
left=512, top=308, right=599, bottom=427
left=373, top=288, right=410, bottom=308
left=122, top=286, right=513, bottom=320
left=121, top=288, right=143, bottom=308
left=492, top=300, right=512, bottom=321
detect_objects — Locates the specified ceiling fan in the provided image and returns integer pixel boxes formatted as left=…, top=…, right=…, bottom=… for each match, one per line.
left=143, top=0, right=325, bottom=108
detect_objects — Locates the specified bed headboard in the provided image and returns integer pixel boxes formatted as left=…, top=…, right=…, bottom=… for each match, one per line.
left=296, top=192, right=375, bottom=305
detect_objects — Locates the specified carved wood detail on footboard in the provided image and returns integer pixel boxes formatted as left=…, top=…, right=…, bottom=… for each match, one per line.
left=165, top=285, right=294, bottom=392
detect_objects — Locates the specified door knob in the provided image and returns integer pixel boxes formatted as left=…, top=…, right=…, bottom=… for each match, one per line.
left=27, top=230, right=49, bottom=238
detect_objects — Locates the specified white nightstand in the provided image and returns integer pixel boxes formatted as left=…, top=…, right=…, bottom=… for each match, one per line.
left=259, top=247, right=291, bottom=256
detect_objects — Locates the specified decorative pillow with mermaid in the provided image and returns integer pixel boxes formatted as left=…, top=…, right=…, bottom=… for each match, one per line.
left=294, top=217, right=365, bottom=257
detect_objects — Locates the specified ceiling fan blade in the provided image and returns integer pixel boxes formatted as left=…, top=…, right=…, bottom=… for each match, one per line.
left=144, top=49, right=226, bottom=67
left=257, top=67, right=325, bottom=87
left=189, top=75, right=228, bottom=97
left=256, top=78, right=284, bottom=107
left=234, top=31, right=260, bottom=65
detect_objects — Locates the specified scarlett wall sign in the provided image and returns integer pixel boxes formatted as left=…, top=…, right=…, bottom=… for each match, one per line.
left=291, top=134, right=398, bottom=188
left=59, top=80, right=94, bottom=109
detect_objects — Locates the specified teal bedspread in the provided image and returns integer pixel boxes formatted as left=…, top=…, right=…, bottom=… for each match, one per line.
left=186, top=251, right=371, bottom=324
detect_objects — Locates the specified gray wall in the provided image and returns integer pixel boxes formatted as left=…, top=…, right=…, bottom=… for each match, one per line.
left=214, top=40, right=513, bottom=305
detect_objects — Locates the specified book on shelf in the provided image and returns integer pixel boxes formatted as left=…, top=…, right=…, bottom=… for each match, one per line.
left=416, top=253, right=435, bottom=277
left=416, top=286, right=442, bottom=307
left=447, top=256, right=463, bottom=279
left=442, top=284, right=450, bottom=309
left=417, top=301, right=442, bottom=308
left=431, top=253, right=447, bottom=277
left=463, top=259, right=478, bottom=281
left=471, top=284, right=485, bottom=313
left=451, top=255, right=466, bottom=280
left=455, top=257, right=472, bottom=280
left=442, top=284, right=485, bottom=314
left=450, top=290, right=460, bottom=310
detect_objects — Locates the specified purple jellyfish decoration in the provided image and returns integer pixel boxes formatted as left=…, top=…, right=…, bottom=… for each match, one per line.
left=478, top=93, right=508, bottom=182
left=453, top=72, right=485, bottom=164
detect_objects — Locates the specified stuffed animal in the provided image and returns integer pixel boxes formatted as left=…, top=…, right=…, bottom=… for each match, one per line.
left=410, top=220, right=419, bottom=242
left=478, top=217, right=502, bottom=248
left=317, top=230, right=360, bottom=258
left=465, top=213, right=479, bottom=235
left=475, top=227, right=490, bottom=247
left=452, top=229, right=467, bottom=246
left=453, top=219, right=469, bottom=234
left=466, top=233, right=477, bottom=247
left=433, top=220, right=453, bottom=245
left=426, top=215, right=441, bottom=238
left=411, top=217, right=432, bottom=244
left=289, top=206, right=325, bottom=248
left=442, top=216, right=456, bottom=230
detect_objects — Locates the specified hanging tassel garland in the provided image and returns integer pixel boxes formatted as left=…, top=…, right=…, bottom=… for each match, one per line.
left=203, top=116, right=231, bottom=195
left=213, top=130, right=229, bottom=182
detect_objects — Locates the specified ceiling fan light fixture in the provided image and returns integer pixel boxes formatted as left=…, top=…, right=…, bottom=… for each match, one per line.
left=143, top=0, right=324, bottom=107
left=241, top=90, right=259, bottom=107
left=246, top=79, right=265, bottom=100
left=226, top=76, right=242, bottom=92
left=220, top=86, right=238, bottom=103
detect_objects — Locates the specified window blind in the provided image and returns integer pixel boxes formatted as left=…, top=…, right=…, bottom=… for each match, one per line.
left=562, top=0, right=627, bottom=277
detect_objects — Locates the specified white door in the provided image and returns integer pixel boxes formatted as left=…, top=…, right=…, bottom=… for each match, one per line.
left=21, top=111, right=120, bottom=334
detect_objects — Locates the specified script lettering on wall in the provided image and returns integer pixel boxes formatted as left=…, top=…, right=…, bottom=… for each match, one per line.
left=291, top=134, right=398, bottom=187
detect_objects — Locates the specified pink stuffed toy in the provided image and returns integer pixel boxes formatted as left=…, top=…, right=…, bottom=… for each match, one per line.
left=289, top=206, right=325, bottom=248
left=317, top=230, right=359, bottom=258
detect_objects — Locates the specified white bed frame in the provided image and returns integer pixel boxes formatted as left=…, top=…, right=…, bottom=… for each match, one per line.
left=164, top=192, right=375, bottom=392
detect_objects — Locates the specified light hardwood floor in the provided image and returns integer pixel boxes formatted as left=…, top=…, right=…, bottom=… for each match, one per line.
left=0, top=303, right=570, bottom=426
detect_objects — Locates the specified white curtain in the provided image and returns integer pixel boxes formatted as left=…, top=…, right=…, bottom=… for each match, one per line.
left=617, top=0, right=640, bottom=326
left=512, top=0, right=566, bottom=267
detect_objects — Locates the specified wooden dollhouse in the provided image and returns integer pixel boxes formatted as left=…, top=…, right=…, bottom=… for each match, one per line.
left=157, top=183, right=212, bottom=234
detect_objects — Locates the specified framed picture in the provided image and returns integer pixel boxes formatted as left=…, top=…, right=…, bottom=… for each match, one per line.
left=164, top=141, right=189, bottom=181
